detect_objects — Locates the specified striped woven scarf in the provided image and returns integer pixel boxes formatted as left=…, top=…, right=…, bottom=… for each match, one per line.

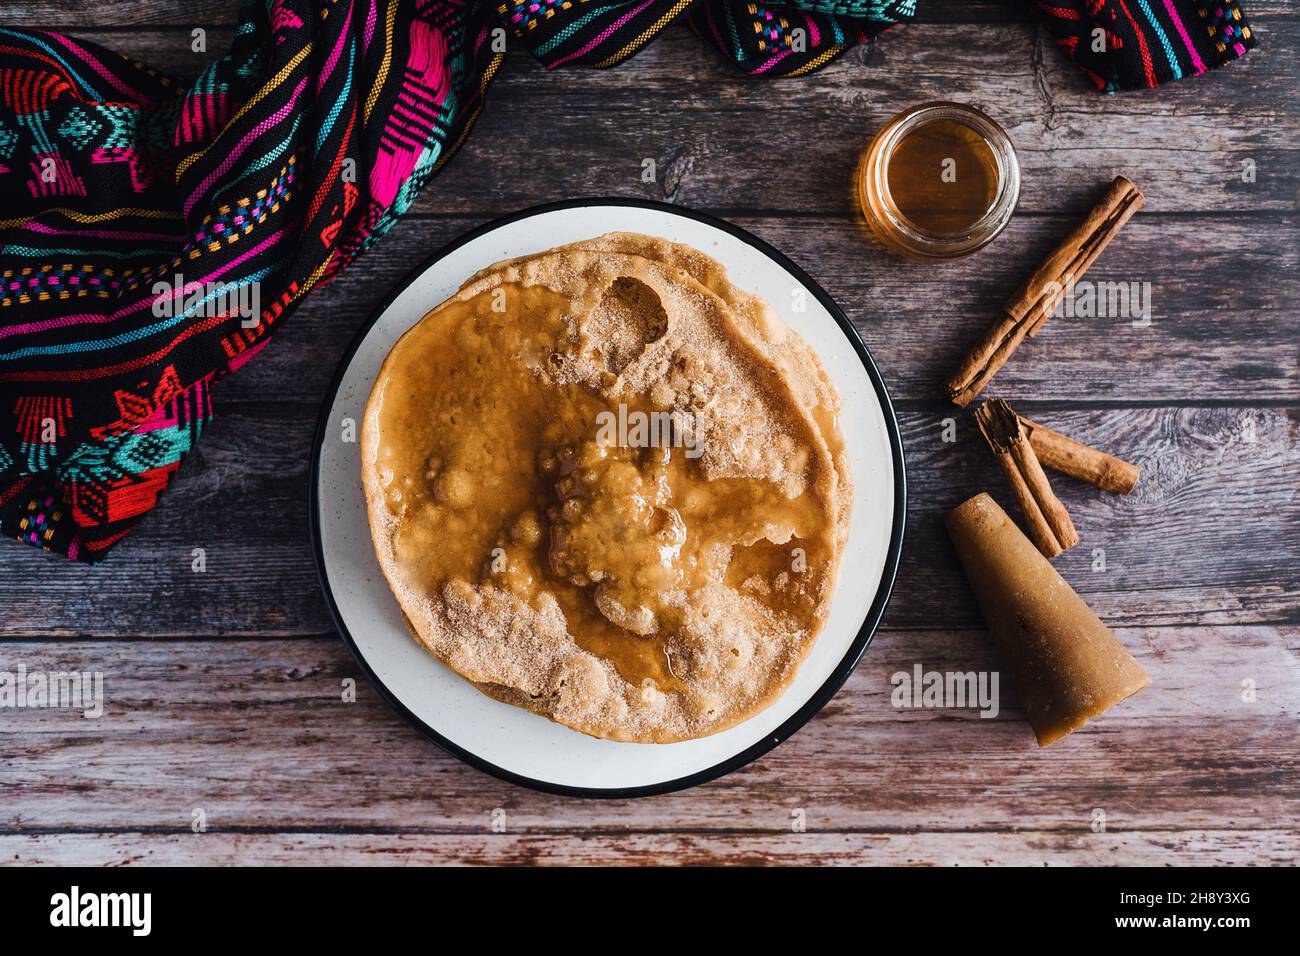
left=0, top=0, right=1255, bottom=562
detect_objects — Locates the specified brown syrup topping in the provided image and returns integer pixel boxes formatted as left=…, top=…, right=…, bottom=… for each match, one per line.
left=371, top=282, right=826, bottom=692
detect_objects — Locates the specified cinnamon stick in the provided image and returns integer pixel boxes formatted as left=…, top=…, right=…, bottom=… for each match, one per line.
left=975, top=399, right=1078, bottom=558
left=1018, top=415, right=1140, bottom=495
left=945, top=176, right=1145, bottom=406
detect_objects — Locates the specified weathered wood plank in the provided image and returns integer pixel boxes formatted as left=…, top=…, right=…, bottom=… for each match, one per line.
left=431, top=20, right=1298, bottom=216
left=0, top=405, right=1292, bottom=632
left=22, top=20, right=1298, bottom=214
left=295, top=14, right=1292, bottom=216
left=0, top=629, right=1295, bottom=835
left=4, top=828, right=1296, bottom=866
left=213, top=212, right=1300, bottom=407
left=898, top=404, right=1300, bottom=629
left=0, top=403, right=326, bottom=636
left=6, top=1, right=236, bottom=27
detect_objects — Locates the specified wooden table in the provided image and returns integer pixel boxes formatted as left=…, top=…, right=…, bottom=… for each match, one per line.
left=2, top=1, right=1296, bottom=866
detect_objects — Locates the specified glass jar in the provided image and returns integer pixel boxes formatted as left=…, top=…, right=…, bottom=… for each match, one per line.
left=858, top=102, right=1021, bottom=260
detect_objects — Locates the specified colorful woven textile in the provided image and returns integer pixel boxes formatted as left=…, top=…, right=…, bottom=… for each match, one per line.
left=0, top=0, right=1256, bottom=562
left=1032, top=0, right=1256, bottom=91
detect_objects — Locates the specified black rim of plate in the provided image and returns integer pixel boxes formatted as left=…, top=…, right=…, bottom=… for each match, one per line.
left=308, top=197, right=908, bottom=799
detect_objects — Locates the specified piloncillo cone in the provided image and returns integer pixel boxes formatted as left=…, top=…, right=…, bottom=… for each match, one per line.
left=946, top=492, right=1150, bottom=746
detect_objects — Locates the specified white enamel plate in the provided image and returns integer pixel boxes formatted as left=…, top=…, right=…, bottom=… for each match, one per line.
left=310, top=200, right=906, bottom=797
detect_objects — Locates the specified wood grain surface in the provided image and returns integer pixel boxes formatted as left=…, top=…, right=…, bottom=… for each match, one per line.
left=0, top=1, right=1296, bottom=866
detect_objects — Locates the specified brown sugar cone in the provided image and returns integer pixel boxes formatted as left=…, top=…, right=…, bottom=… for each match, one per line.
left=945, top=492, right=1151, bottom=746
